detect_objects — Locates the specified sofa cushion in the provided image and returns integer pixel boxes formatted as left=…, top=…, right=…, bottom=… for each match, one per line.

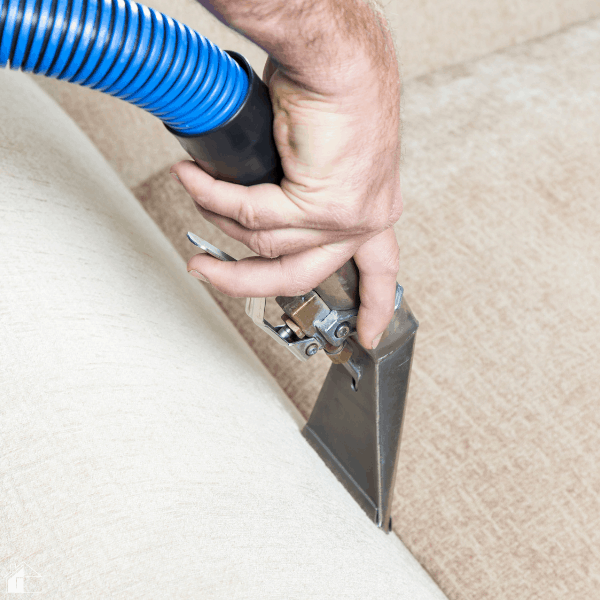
left=0, top=69, right=446, bottom=599
left=394, top=16, right=600, bottom=600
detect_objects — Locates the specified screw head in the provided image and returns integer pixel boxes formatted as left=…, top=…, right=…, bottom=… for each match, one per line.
left=305, top=343, right=319, bottom=356
left=334, top=322, right=351, bottom=339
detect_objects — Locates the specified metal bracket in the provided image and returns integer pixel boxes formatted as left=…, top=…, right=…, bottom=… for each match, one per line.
left=245, top=297, right=323, bottom=362
left=314, top=308, right=357, bottom=347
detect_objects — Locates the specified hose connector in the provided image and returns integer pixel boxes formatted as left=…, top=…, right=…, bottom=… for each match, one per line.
left=167, top=52, right=284, bottom=187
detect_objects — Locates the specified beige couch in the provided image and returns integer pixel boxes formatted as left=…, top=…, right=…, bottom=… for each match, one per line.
left=5, top=0, right=600, bottom=598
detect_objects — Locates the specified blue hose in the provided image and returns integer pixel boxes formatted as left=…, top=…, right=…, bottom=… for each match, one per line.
left=0, top=0, right=249, bottom=135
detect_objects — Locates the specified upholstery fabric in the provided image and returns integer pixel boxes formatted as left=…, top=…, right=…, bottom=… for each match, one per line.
left=394, top=18, right=600, bottom=599
left=0, top=69, right=447, bottom=599
left=388, top=0, right=600, bottom=79
left=133, top=18, right=600, bottom=600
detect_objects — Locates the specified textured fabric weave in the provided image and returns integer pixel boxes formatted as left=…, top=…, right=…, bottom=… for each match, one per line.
left=394, top=18, right=600, bottom=599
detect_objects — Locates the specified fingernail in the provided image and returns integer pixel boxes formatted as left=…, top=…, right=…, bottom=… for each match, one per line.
left=188, top=269, right=209, bottom=283
left=372, top=332, right=384, bottom=349
left=170, top=171, right=181, bottom=183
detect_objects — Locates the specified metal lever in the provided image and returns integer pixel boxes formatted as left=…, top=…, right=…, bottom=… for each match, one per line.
left=187, top=232, right=236, bottom=262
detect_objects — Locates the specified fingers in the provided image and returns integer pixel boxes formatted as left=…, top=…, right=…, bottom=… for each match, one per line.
left=187, top=242, right=356, bottom=298
left=171, top=160, right=306, bottom=231
left=187, top=222, right=399, bottom=352
left=188, top=225, right=400, bottom=352
left=196, top=205, right=360, bottom=258
left=352, top=228, right=400, bottom=349
left=171, top=160, right=354, bottom=232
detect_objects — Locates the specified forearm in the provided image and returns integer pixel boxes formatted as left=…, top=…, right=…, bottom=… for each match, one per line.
left=198, top=0, right=398, bottom=94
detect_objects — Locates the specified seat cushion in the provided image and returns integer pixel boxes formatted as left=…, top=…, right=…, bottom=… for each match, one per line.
left=395, top=18, right=600, bottom=599
left=0, top=68, right=447, bottom=599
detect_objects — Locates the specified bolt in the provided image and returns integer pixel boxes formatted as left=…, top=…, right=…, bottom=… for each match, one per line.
left=278, top=326, right=295, bottom=341
left=305, top=343, right=319, bottom=356
left=334, top=322, right=351, bottom=339
left=282, top=315, right=305, bottom=339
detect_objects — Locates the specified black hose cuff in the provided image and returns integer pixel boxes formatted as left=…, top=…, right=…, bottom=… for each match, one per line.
left=167, top=51, right=284, bottom=186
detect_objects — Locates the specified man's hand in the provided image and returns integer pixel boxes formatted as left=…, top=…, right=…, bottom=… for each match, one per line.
left=171, top=1, right=402, bottom=350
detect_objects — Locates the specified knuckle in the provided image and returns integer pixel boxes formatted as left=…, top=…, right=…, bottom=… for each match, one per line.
left=360, top=207, right=390, bottom=235
left=388, top=204, right=403, bottom=226
left=236, top=202, right=260, bottom=230
left=352, top=198, right=391, bottom=234
left=378, top=189, right=403, bottom=230
left=323, top=200, right=361, bottom=231
left=372, top=210, right=391, bottom=232
left=350, top=200, right=368, bottom=225
left=249, top=231, right=280, bottom=259
left=388, top=194, right=404, bottom=225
